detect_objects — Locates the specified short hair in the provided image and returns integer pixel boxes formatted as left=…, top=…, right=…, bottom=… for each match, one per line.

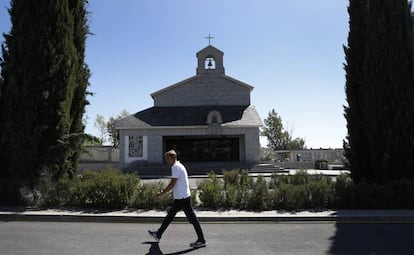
left=164, top=150, right=177, bottom=159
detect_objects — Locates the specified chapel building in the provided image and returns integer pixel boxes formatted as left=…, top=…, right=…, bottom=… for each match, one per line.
left=115, top=45, right=262, bottom=169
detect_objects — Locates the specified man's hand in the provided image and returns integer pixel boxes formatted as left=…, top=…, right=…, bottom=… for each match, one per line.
left=156, top=178, right=177, bottom=198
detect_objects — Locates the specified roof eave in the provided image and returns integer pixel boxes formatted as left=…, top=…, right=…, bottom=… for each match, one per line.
left=221, top=75, right=254, bottom=91
left=150, top=75, right=201, bottom=99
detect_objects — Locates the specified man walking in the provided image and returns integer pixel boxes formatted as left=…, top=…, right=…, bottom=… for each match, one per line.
left=148, top=150, right=207, bottom=248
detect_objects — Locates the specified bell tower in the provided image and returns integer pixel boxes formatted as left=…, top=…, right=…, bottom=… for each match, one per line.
left=196, top=45, right=225, bottom=75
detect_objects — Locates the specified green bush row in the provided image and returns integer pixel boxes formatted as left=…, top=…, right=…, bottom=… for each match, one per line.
left=198, top=169, right=414, bottom=210
left=22, top=168, right=414, bottom=210
left=198, top=170, right=335, bottom=210
left=22, top=168, right=172, bottom=209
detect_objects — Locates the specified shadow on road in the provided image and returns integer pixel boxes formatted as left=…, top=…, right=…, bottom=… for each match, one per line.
left=143, top=242, right=198, bottom=255
left=327, top=222, right=414, bottom=254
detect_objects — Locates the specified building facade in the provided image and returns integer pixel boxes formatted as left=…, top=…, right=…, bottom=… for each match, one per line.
left=115, top=45, right=262, bottom=169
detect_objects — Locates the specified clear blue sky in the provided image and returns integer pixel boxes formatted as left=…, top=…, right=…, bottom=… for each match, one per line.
left=1, top=0, right=356, bottom=149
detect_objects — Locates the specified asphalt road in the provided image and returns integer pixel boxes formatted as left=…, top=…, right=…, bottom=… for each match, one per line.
left=1, top=221, right=413, bottom=255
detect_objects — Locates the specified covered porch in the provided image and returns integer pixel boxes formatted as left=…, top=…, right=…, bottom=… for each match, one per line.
left=164, top=135, right=244, bottom=162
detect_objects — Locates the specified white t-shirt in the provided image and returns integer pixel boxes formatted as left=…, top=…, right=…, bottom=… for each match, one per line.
left=171, top=161, right=191, bottom=200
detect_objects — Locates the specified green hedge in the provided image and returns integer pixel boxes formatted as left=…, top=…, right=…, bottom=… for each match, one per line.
left=128, top=181, right=174, bottom=209
left=22, top=168, right=169, bottom=209
left=22, top=168, right=139, bottom=208
left=197, top=170, right=334, bottom=210
left=198, top=169, right=414, bottom=210
left=21, top=168, right=414, bottom=210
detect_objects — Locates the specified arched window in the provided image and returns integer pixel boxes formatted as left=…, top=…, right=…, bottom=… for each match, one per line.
left=206, top=110, right=222, bottom=125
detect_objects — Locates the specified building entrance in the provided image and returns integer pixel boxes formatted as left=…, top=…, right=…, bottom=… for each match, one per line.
left=165, top=136, right=240, bottom=162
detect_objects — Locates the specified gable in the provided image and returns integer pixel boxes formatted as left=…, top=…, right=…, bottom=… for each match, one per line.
left=151, top=74, right=253, bottom=107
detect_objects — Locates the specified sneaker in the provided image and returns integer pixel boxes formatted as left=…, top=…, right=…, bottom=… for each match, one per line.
left=190, top=240, right=207, bottom=248
left=148, top=230, right=160, bottom=242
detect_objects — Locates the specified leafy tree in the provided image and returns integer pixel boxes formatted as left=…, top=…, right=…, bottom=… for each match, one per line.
left=261, top=109, right=289, bottom=151
left=288, top=137, right=306, bottom=151
left=94, top=114, right=108, bottom=145
left=344, top=0, right=414, bottom=183
left=107, top=110, right=130, bottom=147
left=261, top=109, right=306, bottom=151
left=82, top=134, right=101, bottom=146
left=93, top=110, right=130, bottom=146
left=0, top=0, right=90, bottom=203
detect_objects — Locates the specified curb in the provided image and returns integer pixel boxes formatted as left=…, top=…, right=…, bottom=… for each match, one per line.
left=0, top=214, right=163, bottom=223
left=2, top=211, right=414, bottom=223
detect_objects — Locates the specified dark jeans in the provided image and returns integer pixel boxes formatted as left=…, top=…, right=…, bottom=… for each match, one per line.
left=157, top=197, right=205, bottom=242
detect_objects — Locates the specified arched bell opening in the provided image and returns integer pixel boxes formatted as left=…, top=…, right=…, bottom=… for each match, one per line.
left=204, top=57, right=216, bottom=70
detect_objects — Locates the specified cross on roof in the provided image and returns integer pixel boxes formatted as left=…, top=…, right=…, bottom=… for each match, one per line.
left=205, top=33, right=214, bottom=45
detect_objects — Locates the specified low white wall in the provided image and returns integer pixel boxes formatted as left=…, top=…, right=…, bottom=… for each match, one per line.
left=80, top=146, right=119, bottom=162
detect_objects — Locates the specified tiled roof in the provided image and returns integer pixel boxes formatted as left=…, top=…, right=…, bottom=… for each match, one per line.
left=115, top=105, right=262, bottom=128
left=150, top=74, right=253, bottom=99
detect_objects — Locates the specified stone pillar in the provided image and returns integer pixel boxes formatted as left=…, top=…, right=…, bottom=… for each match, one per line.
left=244, top=129, right=260, bottom=162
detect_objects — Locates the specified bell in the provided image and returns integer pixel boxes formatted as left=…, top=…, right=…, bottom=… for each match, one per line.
left=208, top=59, right=213, bottom=68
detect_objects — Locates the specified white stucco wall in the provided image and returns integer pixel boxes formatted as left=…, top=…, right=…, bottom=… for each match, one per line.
left=118, top=126, right=260, bottom=169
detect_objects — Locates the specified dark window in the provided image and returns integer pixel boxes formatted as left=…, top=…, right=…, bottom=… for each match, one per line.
left=165, top=137, right=239, bottom=162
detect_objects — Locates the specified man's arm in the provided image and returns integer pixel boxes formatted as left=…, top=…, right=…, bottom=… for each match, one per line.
left=157, top=178, right=177, bottom=197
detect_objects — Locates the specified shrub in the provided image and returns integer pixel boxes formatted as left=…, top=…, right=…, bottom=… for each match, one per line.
left=198, top=172, right=223, bottom=209
left=290, top=169, right=310, bottom=185
left=352, top=181, right=380, bottom=209
left=269, top=173, right=289, bottom=188
left=239, top=169, right=254, bottom=188
left=191, top=189, right=199, bottom=206
left=334, top=173, right=354, bottom=208
left=223, top=169, right=240, bottom=188
left=24, top=168, right=140, bottom=209
left=24, top=166, right=414, bottom=211
left=223, top=184, right=239, bottom=209
left=278, top=183, right=308, bottom=210
left=30, top=173, right=75, bottom=207
left=238, top=170, right=253, bottom=209
left=77, top=169, right=139, bottom=208
left=221, top=169, right=256, bottom=209
left=269, top=171, right=336, bottom=210
left=222, top=169, right=240, bottom=209
left=307, top=177, right=334, bottom=208
left=247, top=175, right=270, bottom=211
left=128, top=181, right=173, bottom=209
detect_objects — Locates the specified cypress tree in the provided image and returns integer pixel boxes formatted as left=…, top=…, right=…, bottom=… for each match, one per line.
left=0, top=0, right=90, bottom=202
left=0, top=45, right=10, bottom=176
left=343, top=0, right=371, bottom=182
left=344, top=0, right=414, bottom=183
left=67, top=0, right=91, bottom=176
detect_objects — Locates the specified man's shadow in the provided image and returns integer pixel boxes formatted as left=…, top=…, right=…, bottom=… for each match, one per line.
left=143, top=242, right=198, bottom=255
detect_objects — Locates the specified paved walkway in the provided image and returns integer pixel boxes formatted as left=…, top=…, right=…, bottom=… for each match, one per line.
left=1, top=207, right=414, bottom=223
